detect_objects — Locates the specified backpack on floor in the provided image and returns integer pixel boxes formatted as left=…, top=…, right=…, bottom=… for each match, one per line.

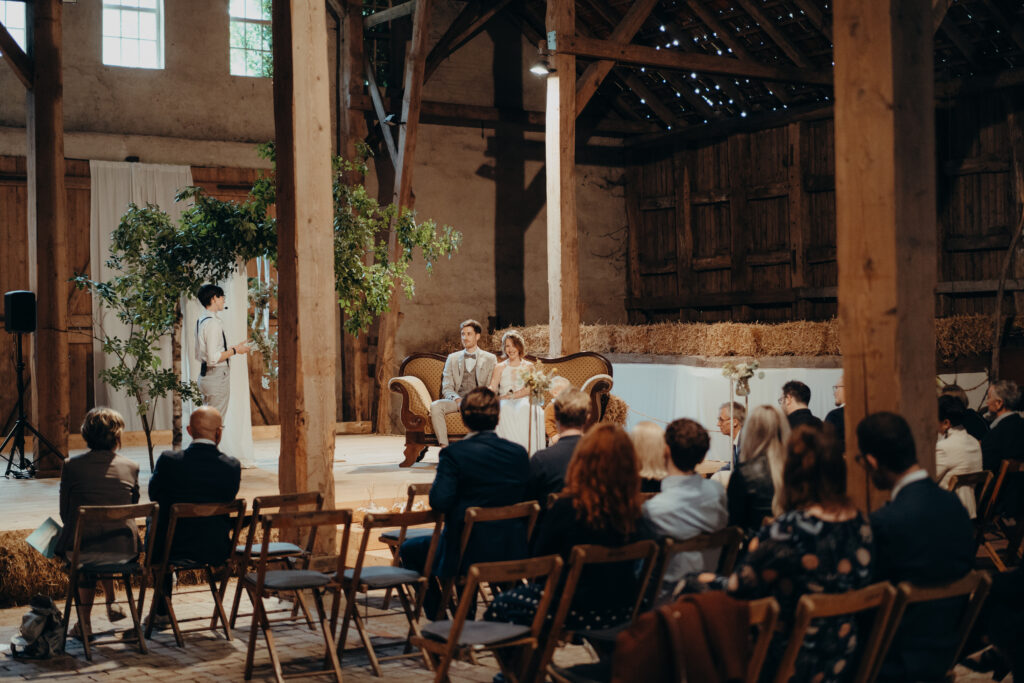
left=10, top=595, right=65, bottom=659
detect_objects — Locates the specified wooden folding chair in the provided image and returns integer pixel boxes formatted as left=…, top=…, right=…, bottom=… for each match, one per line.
left=869, top=570, right=992, bottom=683
left=243, top=508, right=352, bottom=683
left=229, top=491, right=323, bottom=629
left=439, top=501, right=542, bottom=618
left=983, top=460, right=1024, bottom=569
left=652, top=526, right=744, bottom=599
left=772, top=581, right=897, bottom=683
left=531, top=541, right=660, bottom=682
left=412, top=555, right=564, bottom=683
left=947, top=470, right=992, bottom=519
left=331, top=509, right=444, bottom=676
left=144, top=499, right=246, bottom=646
left=62, top=503, right=157, bottom=661
left=378, top=483, right=433, bottom=609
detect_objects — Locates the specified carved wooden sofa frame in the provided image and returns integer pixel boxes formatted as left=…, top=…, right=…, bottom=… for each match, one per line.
left=389, top=351, right=614, bottom=467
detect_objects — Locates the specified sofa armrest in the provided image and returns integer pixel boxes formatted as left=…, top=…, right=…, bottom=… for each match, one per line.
left=389, top=375, right=433, bottom=431
left=580, top=373, right=613, bottom=430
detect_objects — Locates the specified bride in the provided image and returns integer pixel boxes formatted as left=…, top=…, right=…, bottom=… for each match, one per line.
left=489, top=330, right=545, bottom=454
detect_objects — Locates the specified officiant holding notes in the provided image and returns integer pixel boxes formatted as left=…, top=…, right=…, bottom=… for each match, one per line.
left=195, top=284, right=249, bottom=416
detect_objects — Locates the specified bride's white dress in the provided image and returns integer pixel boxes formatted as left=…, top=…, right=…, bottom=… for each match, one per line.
left=495, top=362, right=546, bottom=455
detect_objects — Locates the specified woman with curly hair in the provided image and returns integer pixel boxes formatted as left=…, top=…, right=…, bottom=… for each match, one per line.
left=488, top=329, right=545, bottom=453
left=485, top=423, right=654, bottom=630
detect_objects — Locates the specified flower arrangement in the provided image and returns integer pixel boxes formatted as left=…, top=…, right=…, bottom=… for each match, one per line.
left=519, top=365, right=558, bottom=406
left=722, top=359, right=764, bottom=397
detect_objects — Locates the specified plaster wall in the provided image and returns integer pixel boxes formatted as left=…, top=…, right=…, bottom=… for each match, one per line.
left=0, top=0, right=628, bottom=360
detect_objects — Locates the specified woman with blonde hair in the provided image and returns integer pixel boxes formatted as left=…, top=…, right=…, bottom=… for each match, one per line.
left=726, top=404, right=789, bottom=535
left=488, top=329, right=545, bottom=453
left=630, top=420, right=668, bottom=492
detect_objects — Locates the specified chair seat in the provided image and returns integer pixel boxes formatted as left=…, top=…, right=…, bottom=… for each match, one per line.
left=246, top=570, right=331, bottom=591
left=421, top=619, right=531, bottom=646
left=378, top=527, right=434, bottom=543
left=340, top=566, right=422, bottom=588
left=77, top=556, right=141, bottom=574
left=577, top=624, right=628, bottom=643
left=235, top=541, right=304, bottom=556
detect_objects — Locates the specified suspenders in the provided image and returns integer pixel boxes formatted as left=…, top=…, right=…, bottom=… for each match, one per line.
left=197, top=316, right=228, bottom=377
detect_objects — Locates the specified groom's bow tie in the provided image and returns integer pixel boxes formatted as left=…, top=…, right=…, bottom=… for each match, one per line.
left=464, top=352, right=476, bottom=359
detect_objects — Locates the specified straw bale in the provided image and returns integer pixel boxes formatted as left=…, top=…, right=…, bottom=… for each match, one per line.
left=936, top=315, right=993, bottom=360
left=703, top=323, right=758, bottom=356
left=580, top=325, right=616, bottom=354
left=601, top=394, right=629, bottom=426
left=0, top=531, right=68, bottom=607
left=755, top=321, right=832, bottom=356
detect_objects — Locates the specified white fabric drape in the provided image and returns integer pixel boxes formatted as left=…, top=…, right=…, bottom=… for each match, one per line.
left=89, top=161, right=254, bottom=467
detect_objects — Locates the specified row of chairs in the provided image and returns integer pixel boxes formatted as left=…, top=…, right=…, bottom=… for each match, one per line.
left=950, top=459, right=1024, bottom=571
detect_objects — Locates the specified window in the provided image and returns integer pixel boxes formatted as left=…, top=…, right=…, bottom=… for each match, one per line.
left=102, top=0, right=163, bottom=69
left=0, top=0, right=27, bottom=56
left=229, top=0, right=271, bottom=77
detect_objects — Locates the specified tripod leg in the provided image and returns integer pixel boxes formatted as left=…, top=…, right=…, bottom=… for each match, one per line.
left=21, top=420, right=65, bottom=469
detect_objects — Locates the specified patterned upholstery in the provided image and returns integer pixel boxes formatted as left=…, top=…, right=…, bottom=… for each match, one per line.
left=402, top=356, right=446, bottom=401
left=445, top=411, right=469, bottom=436
left=389, top=376, right=433, bottom=418
left=540, top=355, right=611, bottom=389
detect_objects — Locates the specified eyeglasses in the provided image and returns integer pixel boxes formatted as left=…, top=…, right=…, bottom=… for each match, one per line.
left=777, top=397, right=786, bottom=406
left=833, top=384, right=843, bottom=391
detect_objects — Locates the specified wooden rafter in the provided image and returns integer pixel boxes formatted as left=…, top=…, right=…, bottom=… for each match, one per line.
left=735, top=0, right=813, bottom=69
left=932, top=0, right=953, bottom=32
left=979, top=0, right=1024, bottom=52
left=575, top=0, right=659, bottom=116
left=364, top=0, right=416, bottom=29
left=424, top=0, right=514, bottom=83
left=659, top=69, right=716, bottom=120
left=556, top=35, right=833, bottom=85
left=791, top=0, right=831, bottom=43
left=364, top=60, right=399, bottom=166
left=938, top=15, right=979, bottom=67
left=0, top=19, right=33, bottom=89
left=618, top=70, right=684, bottom=127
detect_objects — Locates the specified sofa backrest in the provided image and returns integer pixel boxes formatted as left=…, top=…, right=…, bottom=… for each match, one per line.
left=398, top=351, right=613, bottom=402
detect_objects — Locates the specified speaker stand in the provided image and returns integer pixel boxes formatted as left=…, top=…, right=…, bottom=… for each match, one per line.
left=1, top=332, right=65, bottom=479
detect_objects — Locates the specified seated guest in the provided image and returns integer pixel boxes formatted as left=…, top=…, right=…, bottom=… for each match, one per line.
left=643, top=419, right=727, bottom=590
left=689, top=425, right=873, bottom=683
left=56, top=407, right=140, bottom=639
left=780, top=380, right=822, bottom=430
left=400, top=387, right=529, bottom=618
left=528, top=389, right=588, bottom=505
left=981, top=379, right=1024, bottom=472
left=543, top=376, right=573, bottom=445
left=148, top=407, right=241, bottom=620
left=716, top=401, right=746, bottom=470
left=726, top=405, right=789, bottom=536
left=630, top=420, right=668, bottom=492
left=486, top=424, right=654, bottom=630
left=936, top=395, right=984, bottom=517
left=857, top=412, right=975, bottom=682
left=941, top=383, right=988, bottom=442
left=825, top=375, right=845, bottom=445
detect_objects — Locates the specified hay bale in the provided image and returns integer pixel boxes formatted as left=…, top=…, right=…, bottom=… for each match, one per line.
left=756, top=321, right=832, bottom=356
left=579, top=324, right=615, bottom=354
left=0, top=531, right=68, bottom=607
left=704, top=322, right=758, bottom=356
left=601, top=394, right=629, bottom=426
left=936, top=315, right=993, bottom=361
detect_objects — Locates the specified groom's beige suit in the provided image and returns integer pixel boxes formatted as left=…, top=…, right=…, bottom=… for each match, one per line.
left=430, top=348, right=498, bottom=445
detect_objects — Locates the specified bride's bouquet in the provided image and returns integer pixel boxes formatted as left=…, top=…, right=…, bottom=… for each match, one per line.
left=721, top=359, right=764, bottom=397
left=519, top=365, right=557, bottom=406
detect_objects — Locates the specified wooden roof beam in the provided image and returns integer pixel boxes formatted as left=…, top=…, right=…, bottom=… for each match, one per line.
left=575, top=0, right=659, bottom=116
left=424, top=0, right=514, bottom=83
left=735, top=0, right=813, bottom=69
left=932, top=0, right=953, bottom=32
left=979, top=0, right=1024, bottom=51
left=364, top=0, right=415, bottom=30
left=555, top=35, right=833, bottom=85
left=0, top=19, right=33, bottom=89
left=938, top=15, right=979, bottom=67
left=791, top=0, right=831, bottom=43
left=618, top=70, right=689, bottom=126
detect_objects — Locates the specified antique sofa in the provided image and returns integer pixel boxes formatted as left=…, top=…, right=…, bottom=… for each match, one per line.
left=388, top=351, right=614, bottom=467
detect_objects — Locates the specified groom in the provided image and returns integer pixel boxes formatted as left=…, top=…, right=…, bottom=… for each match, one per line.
left=430, top=319, right=497, bottom=446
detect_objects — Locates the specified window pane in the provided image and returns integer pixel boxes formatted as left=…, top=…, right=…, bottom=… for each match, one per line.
left=138, top=0, right=157, bottom=9
left=139, top=40, right=157, bottom=68
left=229, top=0, right=245, bottom=19
left=245, top=0, right=262, bottom=20
left=260, top=25, right=272, bottom=52
left=103, top=8, right=121, bottom=37
left=230, top=22, right=246, bottom=49
left=103, top=37, right=121, bottom=66
left=122, top=39, right=139, bottom=66
left=139, top=12, right=156, bottom=40
left=230, top=47, right=246, bottom=75
left=122, top=10, right=139, bottom=38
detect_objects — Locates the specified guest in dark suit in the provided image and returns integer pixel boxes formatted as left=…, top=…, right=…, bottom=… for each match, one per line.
left=148, top=406, right=241, bottom=616
left=400, top=387, right=530, bottom=617
left=981, top=379, right=1024, bottom=472
left=780, top=380, right=822, bottom=430
left=856, top=412, right=976, bottom=682
left=941, top=384, right=988, bottom=443
left=824, top=375, right=845, bottom=445
left=527, top=388, right=588, bottom=505
left=57, top=407, right=140, bottom=638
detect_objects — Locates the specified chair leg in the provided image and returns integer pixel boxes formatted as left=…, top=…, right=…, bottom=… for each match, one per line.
left=243, top=584, right=261, bottom=681
left=311, top=588, right=344, bottom=682
left=122, top=578, right=148, bottom=655
left=352, top=603, right=383, bottom=677
left=396, top=583, right=433, bottom=669
left=205, top=566, right=232, bottom=641
left=294, top=588, right=316, bottom=629
left=335, top=589, right=358, bottom=664
left=75, top=586, right=93, bottom=662
left=229, top=565, right=247, bottom=629
left=259, top=595, right=286, bottom=683
left=62, top=571, right=76, bottom=654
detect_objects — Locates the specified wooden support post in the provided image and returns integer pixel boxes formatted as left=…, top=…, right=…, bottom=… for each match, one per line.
left=546, top=0, right=580, bottom=356
left=374, top=0, right=433, bottom=433
left=272, top=0, right=338, bottom=517
left=26, top=0, right=69, bottom=476
left=833, top=0, right=937, bottom=509
left=788, top=121, right=809, bottom=319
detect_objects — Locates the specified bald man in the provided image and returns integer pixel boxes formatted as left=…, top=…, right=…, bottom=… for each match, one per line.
left=148, top=407, right=241, bottom=621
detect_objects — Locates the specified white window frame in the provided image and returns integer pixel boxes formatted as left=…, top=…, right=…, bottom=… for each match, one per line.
left=0, top=0, right=28, bottom=56
left=229, top=0, right=272, bottom=78
left=102, top=0, right=164, bottom=70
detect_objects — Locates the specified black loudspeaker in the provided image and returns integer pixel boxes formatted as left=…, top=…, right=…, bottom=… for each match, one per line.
left=4, top=290, right=36, bottom=333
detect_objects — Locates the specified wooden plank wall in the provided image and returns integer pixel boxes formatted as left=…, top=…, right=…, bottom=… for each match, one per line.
left=626, top=89, right=1022, bottom=323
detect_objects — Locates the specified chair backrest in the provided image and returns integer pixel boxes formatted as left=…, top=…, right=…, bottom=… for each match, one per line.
left=773, top=581, right=897, bottom=683
left=746, top=597, right=781, bottom=683
left=157, top=499, right=248, bottom=568
left=241, top=491, right=324, bottom=554
left=69, top=503, right=158, bottom=569
left=947, top=471, right=992, bottom=514
left=654, top=526, right=745, bottom=591
left=870, top=571, right=992, bottom=683
left=457, top=501, right=542, bottom=566
left=403, top=483, right=432, bottom=513
left=357, top=510, right=444, bottom=582
left=557, top=540, right=661, bottom=630
left=250, top=508, right=353, bottom=589
left=983, top=459, right=1024, bottom=521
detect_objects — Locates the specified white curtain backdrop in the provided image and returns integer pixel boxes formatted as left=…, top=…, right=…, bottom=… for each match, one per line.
left=89, top=161, right=254, bottom=466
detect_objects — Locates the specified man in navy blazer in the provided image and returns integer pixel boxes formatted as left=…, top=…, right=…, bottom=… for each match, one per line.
left=856, top=412, right=975, bottom=682
left=401, top=387, right=530, bottom=617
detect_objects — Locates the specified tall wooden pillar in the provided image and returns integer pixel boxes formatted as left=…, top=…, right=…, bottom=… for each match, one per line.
left=26, top=0, right=69, bottom=476
left=546, top=0, right=580, bottom=356
left=833, top=0, right=937, bottom=509
left=272, top=0, right=338, bottom=514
